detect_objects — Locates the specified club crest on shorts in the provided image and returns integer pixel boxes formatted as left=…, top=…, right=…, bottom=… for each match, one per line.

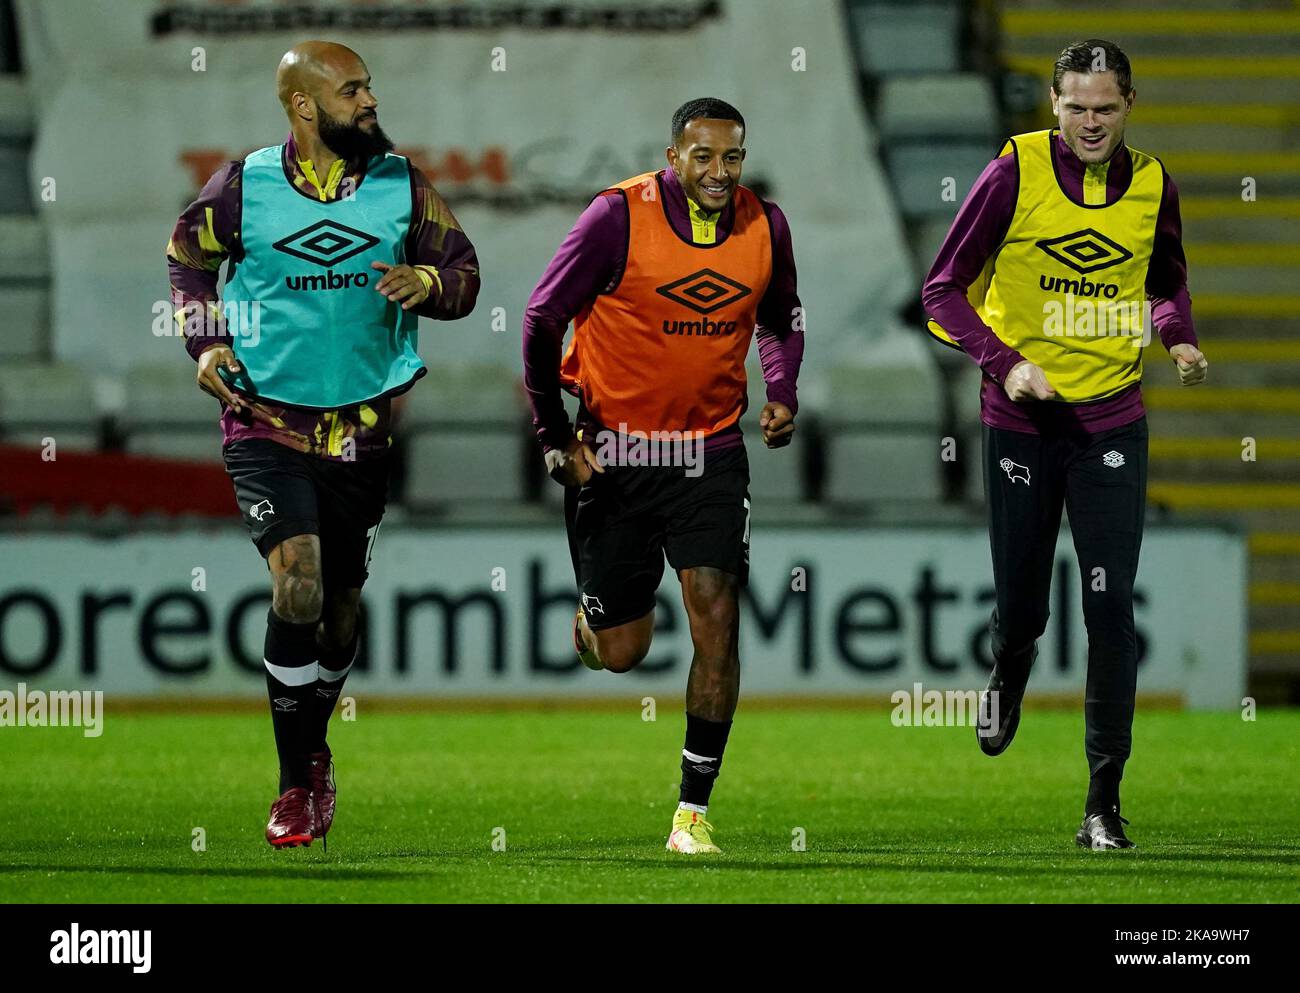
left=249, top=499, right=275, bottom=521
left=1103, top=450, right=1125, bottom=469
left=999, top=458, right=1031, bottom=485
left=581, top=592, right=605, bottom=617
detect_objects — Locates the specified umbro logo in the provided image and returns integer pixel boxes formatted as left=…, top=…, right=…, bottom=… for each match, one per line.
left=273, top=219, right=379, bottom=268
left=1036, top=228, right=1132, bottom=275
left=272, top=697, right=297, bottom=712
left=1103, top=450, right=1125, bottom=468
left=656, top=268, right=751, bottom=316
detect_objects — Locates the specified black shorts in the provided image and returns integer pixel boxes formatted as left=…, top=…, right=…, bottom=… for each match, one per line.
left=223, top=438, right=390, bottom=589
left=564, top=444, right=751, bottom=630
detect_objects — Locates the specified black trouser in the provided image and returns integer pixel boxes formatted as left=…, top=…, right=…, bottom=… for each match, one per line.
left=983, top=416, right=1148, bottom=781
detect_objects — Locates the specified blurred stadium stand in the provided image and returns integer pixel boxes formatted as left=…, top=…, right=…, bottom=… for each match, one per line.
left=0, top=0, right=1294, bottom=698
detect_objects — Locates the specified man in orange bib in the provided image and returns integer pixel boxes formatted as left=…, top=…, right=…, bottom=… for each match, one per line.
left=522, top=98, right=805, bottom=854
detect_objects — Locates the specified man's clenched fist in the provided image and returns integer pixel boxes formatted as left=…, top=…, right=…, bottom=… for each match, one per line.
left=197, top=344, right=244, bottom=411
left=1169, top=343, right=1208, bottom=386
left=1004, top=360, right=1056, bottom=402
left=759, top=401, right=795, bottom=449
left=546, top=436, right=605, bottom=487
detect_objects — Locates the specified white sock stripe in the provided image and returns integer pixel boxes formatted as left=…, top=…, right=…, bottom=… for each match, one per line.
left=263, top=658, right=319, bottom=686
left=682, top=749, right=718, bottom=764
left=317, top=660, right=353, bottom=683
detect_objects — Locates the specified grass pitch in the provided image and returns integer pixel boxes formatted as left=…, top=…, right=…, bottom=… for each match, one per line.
left=1, top=706, right=1297, bottom=903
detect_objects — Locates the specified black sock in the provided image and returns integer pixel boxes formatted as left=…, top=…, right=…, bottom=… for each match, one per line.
left=312, top=630, right=358, bottom=754
left=1085, top=762, right=1122, bottom=816
left=263, top=609, right=318, bottom=793
left=679, top=712, right=732, bottom=808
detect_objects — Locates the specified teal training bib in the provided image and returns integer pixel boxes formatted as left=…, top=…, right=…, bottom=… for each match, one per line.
left=221, top=144, right=425, bottom=409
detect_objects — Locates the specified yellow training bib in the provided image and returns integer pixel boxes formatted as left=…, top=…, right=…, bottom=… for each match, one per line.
left=930, top=129, right=1164, bottom=402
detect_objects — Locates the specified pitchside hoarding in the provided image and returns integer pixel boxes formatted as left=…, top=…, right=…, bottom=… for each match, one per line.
left=0, top=527, right=1246, bottom=708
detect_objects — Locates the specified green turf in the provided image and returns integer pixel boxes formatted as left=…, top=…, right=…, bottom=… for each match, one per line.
left=1, top=706, right=1298, bottom=903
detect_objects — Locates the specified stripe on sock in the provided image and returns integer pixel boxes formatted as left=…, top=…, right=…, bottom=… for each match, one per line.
left=682, top=749, right=718, bottom=764
left=318, top=660, right=353, bottom=683
left=318, top=637, right=359, bottom=683
left=263, top=657, right=318, bottom=686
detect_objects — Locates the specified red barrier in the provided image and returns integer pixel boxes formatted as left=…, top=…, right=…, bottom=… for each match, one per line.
left=0, top=445, right=235, bottom=517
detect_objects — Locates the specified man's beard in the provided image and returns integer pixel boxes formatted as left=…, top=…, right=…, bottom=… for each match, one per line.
left=317, top=107, right=395, bottom=163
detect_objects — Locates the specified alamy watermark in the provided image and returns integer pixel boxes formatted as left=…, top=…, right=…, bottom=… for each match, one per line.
left=1042, top=291, right=1153, bottom=348
left=50, top=924, right=150, bottom=973
left=890, top=682, right=999, bottom=737
left=152, top=293, right=262, bottom=348
left=590, top=422, right=705, bottom=477
left=0, top=684, right=103, bottom=737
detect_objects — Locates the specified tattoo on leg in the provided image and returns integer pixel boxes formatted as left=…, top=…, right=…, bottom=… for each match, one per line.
left=270, top=535, right=323, bottom=624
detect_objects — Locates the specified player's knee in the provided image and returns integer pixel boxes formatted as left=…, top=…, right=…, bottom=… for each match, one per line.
left=995, top=610, right=1049, bottom=649
left=1082, top=582, right=1135, bottom=613
left=685, top=588, right=738, bottom=640
left=272, top=576, right=324, bottom=625
left=595, top=636, right=651, bottom=674
left=268, top=535, right=324, bottom=624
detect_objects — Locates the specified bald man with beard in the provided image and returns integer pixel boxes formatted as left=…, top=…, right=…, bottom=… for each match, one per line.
left=167, top=42, right=480, bottom=849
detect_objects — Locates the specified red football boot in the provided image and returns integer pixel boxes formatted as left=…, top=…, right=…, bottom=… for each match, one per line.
left=308, top=750, right=336, bottom=844
left=266, top=786, right=315, bottom=848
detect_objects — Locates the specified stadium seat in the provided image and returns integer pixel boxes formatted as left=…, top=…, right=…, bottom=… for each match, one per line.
left=846, top=2, right=962, bottom=75
left=0, top=75, right=43, bottom=353
left=0, top=74, right=32, bottom=213
left=821, top=361, right=945, bottom=504
left=0, top=74, right=31, bottom=136
left=910, top=215, right=957, bottom=285
left=950, top=359, right=986, bottom=503
left=401, top=364, right=529, bottom=511
left=0, top=10, right=17, bottom=72
left=951, top=358, right=984, bottom=433
left=739, top=351, right=810, bottom=504
left=0, top=285, right=48, bottom=358
left=0, top=360, right=100, bottom=451
left=888, top=140, right=997, bottom=219
left=120, top=362, right=225, bottom=462
left=876, top=75, right=999, bottom=142
left=747, top=428, right=809, bottom=504
left=0, top=214, right=47, bottom=279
